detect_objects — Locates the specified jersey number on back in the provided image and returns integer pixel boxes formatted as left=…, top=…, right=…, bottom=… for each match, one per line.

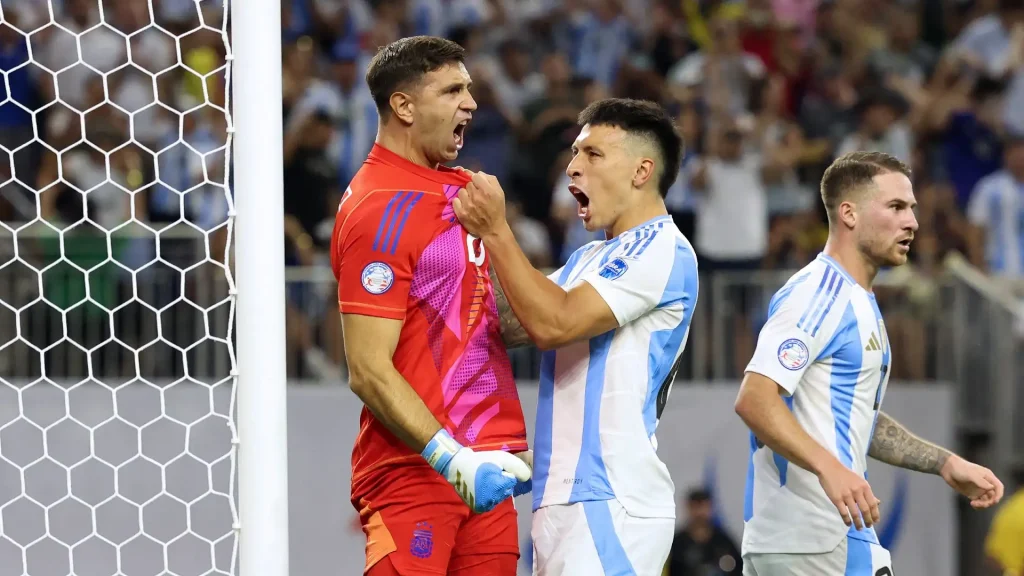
left=873, top=365, right=887, bottom=411
left=466, top=233, right=485, bottom=267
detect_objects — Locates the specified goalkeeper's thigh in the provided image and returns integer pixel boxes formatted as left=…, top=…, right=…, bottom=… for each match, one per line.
left=447, top=552, right=518, bottom=575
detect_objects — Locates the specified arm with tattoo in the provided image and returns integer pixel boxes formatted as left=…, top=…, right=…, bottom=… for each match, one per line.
left=490, top=270, right=532, bottom=349
left=868, top=411, right=952, bottom=474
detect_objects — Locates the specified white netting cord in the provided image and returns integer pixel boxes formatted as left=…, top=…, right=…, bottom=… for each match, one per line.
left=0, top=1, right=238, bottom=575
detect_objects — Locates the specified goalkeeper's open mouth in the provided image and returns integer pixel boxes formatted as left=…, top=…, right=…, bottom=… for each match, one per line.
left=453, top=120, right=469, bottom=150
left=569, top=184, right=590, bottom=222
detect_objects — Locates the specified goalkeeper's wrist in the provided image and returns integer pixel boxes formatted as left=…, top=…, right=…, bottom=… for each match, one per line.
left=421, top=428, right=463, bottom=475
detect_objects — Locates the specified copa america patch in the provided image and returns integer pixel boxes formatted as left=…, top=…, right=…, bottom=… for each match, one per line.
left=361, top=262, right=394, bottom=294
left=598, top=257, right=629, bottom=280
left=777, top=338, right=809, bottom=371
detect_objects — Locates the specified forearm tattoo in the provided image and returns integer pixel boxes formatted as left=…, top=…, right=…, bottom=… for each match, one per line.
left=868, top=411, right=951, bottom=474
left=490, top=270, right=532, bottom=349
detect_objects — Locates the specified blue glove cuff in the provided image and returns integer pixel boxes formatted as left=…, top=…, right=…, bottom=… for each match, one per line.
left=421, top=429, right=461, bottom=475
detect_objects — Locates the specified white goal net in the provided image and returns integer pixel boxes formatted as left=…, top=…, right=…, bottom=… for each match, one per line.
left=0, top=1, right=238, bottom=575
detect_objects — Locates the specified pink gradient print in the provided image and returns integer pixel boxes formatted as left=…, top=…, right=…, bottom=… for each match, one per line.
left=441, top=183, right=460, bottom=221
left=408, top=212, right=507, bottom=444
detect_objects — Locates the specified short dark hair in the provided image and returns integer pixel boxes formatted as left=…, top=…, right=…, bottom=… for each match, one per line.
left=577, top=98, right=684, bottom=198
left=686, top=488, right=711, bottom=503
left=820, top=151, right=912, bottom=224
left=365, top=36, right=466, bottom=119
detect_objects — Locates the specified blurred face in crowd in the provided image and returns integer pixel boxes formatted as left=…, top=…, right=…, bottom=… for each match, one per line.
left=407, top=63, right=477, bottom=165
left=1004, top=141, right=1024, bottom=178
left=887, top=5, right=919, bottom=49
left=334, top=60, right=358, bottom=91
left=566, top=124, right=656, bottom=233
left=851, top=172, right=918, bottom=267
left=686, top=497, right=714, bottom=527
left=711, top=18, right=741, bottom=55
left=719, top=128, right=744, bottom=162
left=863, top=104, right=896, bottom=139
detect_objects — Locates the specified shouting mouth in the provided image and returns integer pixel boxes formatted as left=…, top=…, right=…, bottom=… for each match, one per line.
left=570, top=185, right=590, bottom=221
left=453, top=120, right=469, bottom=150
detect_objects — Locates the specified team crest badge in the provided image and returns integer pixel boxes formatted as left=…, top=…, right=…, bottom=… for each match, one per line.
left=598, top=258, right=629, bottom=280
left=410, top=522, right=433, bottom=558
left=777, top=338, right=809, bottom=371
left=361, top=262, right=394, bottom=294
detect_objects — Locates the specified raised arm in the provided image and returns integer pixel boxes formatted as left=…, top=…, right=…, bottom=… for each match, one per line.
left=343, top=313, right=443, bottom=450
left=869, top=411, right=1005, bottom=508
left=481, top=224, right=619, bottom=350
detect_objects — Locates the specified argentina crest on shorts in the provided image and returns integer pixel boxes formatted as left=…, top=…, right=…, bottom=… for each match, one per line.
left=361, top=262, right=394, bottom=294
left=777, top=338, right=809, bottom=370
left=409, top=521, right=433, bottom=558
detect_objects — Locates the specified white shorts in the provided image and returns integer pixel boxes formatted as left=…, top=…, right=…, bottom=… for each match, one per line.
left=531, top=499, right=673, bottom=576
left=743, top=536, right=894, bottom=576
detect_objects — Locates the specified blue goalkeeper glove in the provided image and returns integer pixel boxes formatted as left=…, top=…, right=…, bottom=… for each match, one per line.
left=421, top=429, right=532, bottom=514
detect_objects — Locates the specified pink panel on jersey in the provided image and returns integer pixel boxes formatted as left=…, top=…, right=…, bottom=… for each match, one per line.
left=441, top=184, right=460, bottom=221
left=409, top=226, right=466, bottom=343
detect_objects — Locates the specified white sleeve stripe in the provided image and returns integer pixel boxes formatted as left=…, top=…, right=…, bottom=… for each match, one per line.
left=796, top=267, right=837, bottom=332
left=806, top=273, right=845, bottom=337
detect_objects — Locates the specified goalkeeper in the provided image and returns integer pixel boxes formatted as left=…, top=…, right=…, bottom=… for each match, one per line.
left=330, top=36, right=531, bottom=575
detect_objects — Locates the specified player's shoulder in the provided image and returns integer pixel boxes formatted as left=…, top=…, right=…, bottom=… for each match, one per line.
left=618, top=216, right=692, bottom=261
left=768, top=255, right=856, bottom=327
left=334, top=183, right=446, bottom=257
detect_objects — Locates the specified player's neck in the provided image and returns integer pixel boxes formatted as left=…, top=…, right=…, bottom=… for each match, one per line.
left=822, top=238, right=877, bottom=290
left=375, top=127, right=437, bottom=170
left=606, top=195, right=668, bottom=238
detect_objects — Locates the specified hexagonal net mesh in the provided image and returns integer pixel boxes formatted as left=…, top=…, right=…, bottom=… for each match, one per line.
left=0, top=1, right=238, bottom=575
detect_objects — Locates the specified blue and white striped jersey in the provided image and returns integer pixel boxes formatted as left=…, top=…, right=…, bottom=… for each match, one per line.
left=743, top=254, right=892, bottom=554
left=967, top=169, right=1024, bottom=277
left=532, top=215, right=699, bottom=519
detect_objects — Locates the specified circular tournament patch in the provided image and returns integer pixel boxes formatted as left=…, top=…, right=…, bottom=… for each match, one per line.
left=361, top=262, right=394, bottom=294
left=777, top=338, right=809, bottom=371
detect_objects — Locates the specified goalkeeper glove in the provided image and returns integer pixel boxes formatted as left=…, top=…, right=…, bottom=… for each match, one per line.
left=421, top=429, right=532, bottom=514
left=513, top=450, right=533, bottom=497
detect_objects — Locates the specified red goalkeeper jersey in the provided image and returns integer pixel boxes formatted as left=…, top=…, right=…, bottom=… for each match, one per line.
left=331, top=144, right=528, bottom=488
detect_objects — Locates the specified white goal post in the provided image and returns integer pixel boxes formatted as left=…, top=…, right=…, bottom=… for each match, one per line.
left=0, top=1, right=289, bottom=575
left=232, top=0, right=290, bottom=575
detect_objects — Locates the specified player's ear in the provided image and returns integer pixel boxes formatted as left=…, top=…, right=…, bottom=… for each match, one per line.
left=632, top=157, right=655, bottom=189
left=838, top=200, right=857, bottom=229
left=389, top=91, right=415, bottom=126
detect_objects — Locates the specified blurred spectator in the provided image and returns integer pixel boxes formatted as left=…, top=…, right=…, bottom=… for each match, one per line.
left=968, top=135, right=1024, bottom=276
left=667, top=488, right=742, bottom=576
left=8, top=0, right=1024, bottom=384
left=836, top=88, right=913, bottom=163
left=984, top=467, right=1024, bottom=576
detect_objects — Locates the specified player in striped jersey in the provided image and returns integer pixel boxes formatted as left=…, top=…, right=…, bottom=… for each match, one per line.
left=735, top=151, right=1004, bottom=575
left=454, top=99, right=697, bottom=575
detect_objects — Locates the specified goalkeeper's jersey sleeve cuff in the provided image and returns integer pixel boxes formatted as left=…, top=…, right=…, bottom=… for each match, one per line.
left=421, top=429, right=462, bottom=475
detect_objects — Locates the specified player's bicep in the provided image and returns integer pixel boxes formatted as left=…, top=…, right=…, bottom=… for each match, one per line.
left=745, top=297, right=826, bottom=395
left=546, top=281, right=619, bottom=347
left=341, top=313, right=402, bottom=384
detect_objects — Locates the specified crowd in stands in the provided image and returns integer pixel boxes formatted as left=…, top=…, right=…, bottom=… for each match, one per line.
left=3, top=0, right=1024, bottom=379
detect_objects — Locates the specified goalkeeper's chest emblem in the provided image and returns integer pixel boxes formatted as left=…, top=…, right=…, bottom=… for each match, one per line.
left=410, top=522, right=434, bottom=558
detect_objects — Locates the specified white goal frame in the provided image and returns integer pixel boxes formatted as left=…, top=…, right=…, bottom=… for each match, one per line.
left=231, top=1, right=290, bottom=575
